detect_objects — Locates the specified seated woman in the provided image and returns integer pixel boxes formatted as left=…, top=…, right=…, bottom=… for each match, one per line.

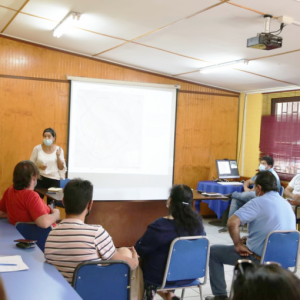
left=135, top=184, right=205, bottom=300
left=231, top=261, right=300, bottom=300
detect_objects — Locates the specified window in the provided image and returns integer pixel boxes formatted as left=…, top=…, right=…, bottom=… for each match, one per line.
left=260, top=97, right=300, bottom=181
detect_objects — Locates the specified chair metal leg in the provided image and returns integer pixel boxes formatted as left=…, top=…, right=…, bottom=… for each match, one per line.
left=180, top=289, right=185, bottom=300
left=199, top=286, right=203, bottom=300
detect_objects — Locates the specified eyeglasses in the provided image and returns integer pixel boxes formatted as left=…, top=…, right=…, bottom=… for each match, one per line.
left=229, top=259, right=281, bottom=299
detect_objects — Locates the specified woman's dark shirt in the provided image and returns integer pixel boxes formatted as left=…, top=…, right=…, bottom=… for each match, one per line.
left=135, top=217, right=205, bottom=286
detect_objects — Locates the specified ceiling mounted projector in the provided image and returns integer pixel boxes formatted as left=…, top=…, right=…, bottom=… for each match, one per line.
left=247, top=15, right=284, bottom=50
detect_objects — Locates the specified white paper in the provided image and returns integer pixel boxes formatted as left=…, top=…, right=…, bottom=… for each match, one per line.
left=48, top=187, right=63, bottom=192
left=230, top=161, right=238, bottom=169
left=217, top=182, right=243, bottom=186
left=217, top=161, right=231, bottom=174
left=202, top=192, right=222, bottom=196
left=0, top=255, right=29, bottom=272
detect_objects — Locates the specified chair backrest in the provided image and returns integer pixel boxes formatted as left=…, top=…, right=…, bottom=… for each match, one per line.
left=261, top=230, right=300, bottom=272
left=161, top=236, right=210, bottom=288
left=59, top=179, right=70, bottom=188
left=279, top=186, right=284, bottom=196
left=15, top=222, right=52, bottom=252
left=72, top=260, right=131, bottom=300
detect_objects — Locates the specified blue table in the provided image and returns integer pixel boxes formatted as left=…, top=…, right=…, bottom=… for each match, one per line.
left=0, top=219, right=82, bottom=300
left=195, top=181, right=244, bottom=219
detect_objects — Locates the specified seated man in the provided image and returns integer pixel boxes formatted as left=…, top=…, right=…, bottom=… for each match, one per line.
left=206, top=171, right=295, bottom=300
left=219, top=156, right=280, bottom=233
left=44, top=178, right=139, bottom=283
left=283, top=173, right=300, bottom=206
left=0, top=160, right=60, bottom=228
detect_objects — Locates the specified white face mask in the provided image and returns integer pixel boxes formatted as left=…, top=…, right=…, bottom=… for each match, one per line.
left=258, top=164, right=266, bottom=171
left=43, top=139, right=53, bottom=146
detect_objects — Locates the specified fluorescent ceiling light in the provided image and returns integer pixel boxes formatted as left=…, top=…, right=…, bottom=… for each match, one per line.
left=53, top=12, right=81, bottom=38
left=199, top=59, right=249, bottom=74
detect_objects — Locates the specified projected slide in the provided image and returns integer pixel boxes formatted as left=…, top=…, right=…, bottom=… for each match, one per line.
left=74, top=91, right=143, bottom=170
left=68, top=80, right=177, bottom=200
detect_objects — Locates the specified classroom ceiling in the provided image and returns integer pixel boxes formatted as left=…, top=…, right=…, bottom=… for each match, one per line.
left=1, top=0, right=300, bottom=92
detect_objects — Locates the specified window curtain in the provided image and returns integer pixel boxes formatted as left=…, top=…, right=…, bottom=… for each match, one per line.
left=260, top=115, right=300, bottom=181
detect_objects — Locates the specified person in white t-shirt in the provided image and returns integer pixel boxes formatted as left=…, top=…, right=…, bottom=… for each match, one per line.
left=284, top=174, right=300, bottom=205
left=30, top=128, right=66, bottom=197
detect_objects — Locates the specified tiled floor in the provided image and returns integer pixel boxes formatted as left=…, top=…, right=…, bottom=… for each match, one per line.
left=154, top=218, right=300, bottom=300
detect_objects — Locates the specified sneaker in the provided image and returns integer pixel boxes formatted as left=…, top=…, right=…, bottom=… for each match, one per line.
left=205, top=296, right=228, bottom=300
left=218, top=226, right=228, bottom=233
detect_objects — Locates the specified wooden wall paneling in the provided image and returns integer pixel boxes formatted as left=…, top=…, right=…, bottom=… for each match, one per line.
left=1, top=78, right=32, bottom=190
left=53, top=83, right=70, bottom=156
left=88, top=201, right=168, bottom=247
left=0, top=35, right=239, bottom=222
left=174, top=93, right=238, bottom=215
left=0, top=36, right=238, bottom=96
left=209, top=95, right=239, bottom=179
left=0, top=78, right=69, bottom=195
left=174, top=92, right=212, bottom=187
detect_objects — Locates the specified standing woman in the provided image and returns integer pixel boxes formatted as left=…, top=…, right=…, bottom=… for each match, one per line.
left=30, top=128, right=67, bottom=196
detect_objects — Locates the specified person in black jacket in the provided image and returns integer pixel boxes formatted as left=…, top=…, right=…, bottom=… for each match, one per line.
left=135, top=184, right=205, bottom=300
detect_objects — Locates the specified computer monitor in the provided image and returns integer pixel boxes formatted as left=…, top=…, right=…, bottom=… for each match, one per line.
left=215, top=159, right=240, bottom=179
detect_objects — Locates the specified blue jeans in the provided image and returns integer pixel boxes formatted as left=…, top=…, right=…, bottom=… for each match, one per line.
left=228, top=191, right=256, bottom=219
left=209, top=245, right=259, bottom=296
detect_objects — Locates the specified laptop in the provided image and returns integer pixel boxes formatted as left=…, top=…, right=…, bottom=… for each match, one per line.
left=215, top=160, right=241, bottom=184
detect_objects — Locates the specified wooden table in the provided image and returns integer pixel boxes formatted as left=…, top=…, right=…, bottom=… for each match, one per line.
left=192, top=190, right=228, bottom=201
left=36, top=188, right=63, bottom=206
left=37, top=188, right=228, bottom=204
left=36, top=188, right=227, bottom=247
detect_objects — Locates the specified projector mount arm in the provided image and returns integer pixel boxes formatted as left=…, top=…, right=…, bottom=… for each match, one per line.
left=264, top=14, right=286, bottom=36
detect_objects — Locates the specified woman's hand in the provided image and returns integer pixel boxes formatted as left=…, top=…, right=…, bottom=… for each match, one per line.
left=56, top=147, right=62, bottom=157
left=38, top=164, right=47, bottom=170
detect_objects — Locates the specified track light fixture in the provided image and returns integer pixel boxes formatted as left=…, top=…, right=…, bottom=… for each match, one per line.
left=199, top=59, right=249, bottom=74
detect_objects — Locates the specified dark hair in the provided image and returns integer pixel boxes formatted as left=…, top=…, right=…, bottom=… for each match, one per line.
left=13, top=160, right=40, bottom=190
left=261, top=156, right=274, bottom=167
left=168, top=184, right=204, bottom=235
left=232, top=264, right=300, bottom=300
left=43, top=128, right=56, bottom=140
left=254, top=171, right=278, bottom=193
left=63, top=178, right=93, bottom=215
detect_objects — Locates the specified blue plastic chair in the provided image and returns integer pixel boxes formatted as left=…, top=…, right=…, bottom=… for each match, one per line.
left=15, top=222, right=52, bottom=252
left=59, top=179, right=70, bottom=188
left=279, top=186, right=284, bottom=196
left=72, top=260, right=131, bottom=300
left=157, top=236, right=210, bottom=300
left=260, top=230, right=300, bottom=273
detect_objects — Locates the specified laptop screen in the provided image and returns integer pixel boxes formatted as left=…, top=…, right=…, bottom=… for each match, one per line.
left=215, top=160, right=240, bottom=179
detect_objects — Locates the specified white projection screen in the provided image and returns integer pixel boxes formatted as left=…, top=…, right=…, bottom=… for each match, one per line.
left=67, top=77, right=179, bottom=201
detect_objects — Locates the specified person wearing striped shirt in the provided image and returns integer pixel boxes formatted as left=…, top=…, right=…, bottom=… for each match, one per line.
left=44, top=178, right=138, bottom=283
